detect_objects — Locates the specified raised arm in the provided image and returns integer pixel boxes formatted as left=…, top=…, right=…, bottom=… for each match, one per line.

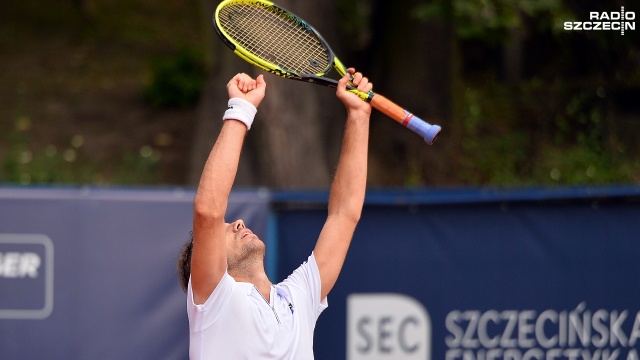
left=190, top=73, right=266, bottom=304
left=313, top=69, right=372, bottom=300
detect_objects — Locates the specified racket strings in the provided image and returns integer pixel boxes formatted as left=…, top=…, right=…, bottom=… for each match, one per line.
left=218, top=3, right=331, bottom=75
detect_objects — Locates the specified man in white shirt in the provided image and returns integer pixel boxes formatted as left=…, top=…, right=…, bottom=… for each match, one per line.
left=177, top=68, right=372, bottom=359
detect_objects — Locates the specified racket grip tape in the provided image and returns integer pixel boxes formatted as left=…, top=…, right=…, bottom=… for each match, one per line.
left=370, top=94, right=441, bottom=145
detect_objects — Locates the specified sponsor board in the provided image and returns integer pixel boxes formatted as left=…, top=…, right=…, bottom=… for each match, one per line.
left=347, top=293, right=432, bottom=360
left=0, top=234, right=54, bottom=320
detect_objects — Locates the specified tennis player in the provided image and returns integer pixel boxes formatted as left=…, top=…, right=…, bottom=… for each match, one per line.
left=177, top=68, right=372, bottom=359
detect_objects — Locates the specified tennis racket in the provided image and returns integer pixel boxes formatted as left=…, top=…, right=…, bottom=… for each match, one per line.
left=213, top=0, right=441, bottom=145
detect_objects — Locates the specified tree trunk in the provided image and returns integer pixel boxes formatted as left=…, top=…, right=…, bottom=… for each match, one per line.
left=72, top=0, right=95, bottom=20
left=367, top=0, right=455, bottom=186
left=502, top=10, right=525, bottom=84
left=253, top=78, right=334, bottom=188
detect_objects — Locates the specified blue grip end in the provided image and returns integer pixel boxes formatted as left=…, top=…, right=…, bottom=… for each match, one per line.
left=405, top=115, right=441, bottom=145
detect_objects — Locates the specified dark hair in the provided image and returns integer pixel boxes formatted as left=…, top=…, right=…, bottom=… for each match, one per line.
left=177, top=233, right=194, bottom=293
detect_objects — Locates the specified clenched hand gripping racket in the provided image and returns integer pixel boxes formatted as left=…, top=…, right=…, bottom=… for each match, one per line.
left=213, top=0, right=441, bottom=144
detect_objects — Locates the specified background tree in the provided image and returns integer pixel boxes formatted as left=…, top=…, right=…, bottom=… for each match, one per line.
left=0, top=0, right=638, bottom=186
left=189, top=0, right=344, bottom=188
left=366, top=0, right=455, bottom=186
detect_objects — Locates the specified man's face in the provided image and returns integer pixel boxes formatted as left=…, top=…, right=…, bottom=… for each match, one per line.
left=225, top=219, right=265, bottom=268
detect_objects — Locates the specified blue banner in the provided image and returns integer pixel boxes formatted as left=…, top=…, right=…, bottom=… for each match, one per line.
left=0, top=187, right=270, bottom=360
left=1, top=186, right=639, bottom=359
left=275, top=187, right=640, bottom=360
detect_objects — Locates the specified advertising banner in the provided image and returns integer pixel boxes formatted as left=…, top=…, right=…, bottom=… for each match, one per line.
left=0, top=187, right=270, bottom=359
left=1, top=186, right=638, bottom=359
left=275, top=188, right=640, bottom=360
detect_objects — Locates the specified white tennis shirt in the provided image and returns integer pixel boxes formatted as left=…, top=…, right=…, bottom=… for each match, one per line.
left=187, top=253, right=328, bottom=359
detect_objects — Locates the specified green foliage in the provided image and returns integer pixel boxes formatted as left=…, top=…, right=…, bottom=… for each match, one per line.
left=554, top=89, right=605, bottom=150
left=457, top=86, right=531, bottom=185
left=414, top=0, right=572, bottom=42
left=410, top=0, right=639, bottom=186
left=0, top=117, right=161, bottom=185
left=111, top=146, right=162, bottom=184
left=144, top=48, right=206, bottom=108
left=533, top=145, right=636, bottom=185
left=456, top=81, right=640, bottom=186
left=334, top=0, right=372, bottom=51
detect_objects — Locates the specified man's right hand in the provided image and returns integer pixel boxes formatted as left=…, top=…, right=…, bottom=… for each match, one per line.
left=227, top=73, right=267, bottom=108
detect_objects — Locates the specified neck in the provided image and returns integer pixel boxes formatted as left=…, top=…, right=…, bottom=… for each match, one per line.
left=227, top=245, right=271, bottom=299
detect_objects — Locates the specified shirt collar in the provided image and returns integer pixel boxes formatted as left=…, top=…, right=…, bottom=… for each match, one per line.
left=235, top=281, right=255, bottom=296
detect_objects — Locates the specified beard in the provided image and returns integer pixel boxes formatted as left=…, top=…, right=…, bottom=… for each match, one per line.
left=227, top=239, right=266, bottom=275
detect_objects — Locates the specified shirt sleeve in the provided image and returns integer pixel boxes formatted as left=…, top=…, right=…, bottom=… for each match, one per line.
left=281, top=252, right=328, bottom=318
left=187, top=272, right=235, bottom=331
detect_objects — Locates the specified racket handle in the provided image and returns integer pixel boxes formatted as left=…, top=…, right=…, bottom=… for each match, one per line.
left=370, top=94, right=441, bottom=145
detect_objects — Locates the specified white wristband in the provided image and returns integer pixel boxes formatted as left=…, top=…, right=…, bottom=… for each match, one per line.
left=223, top=98, right=257, bottom=130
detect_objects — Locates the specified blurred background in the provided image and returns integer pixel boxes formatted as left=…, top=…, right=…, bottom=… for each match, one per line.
left=1, top=0, right=638, bottom=189
left=1, top=1, right=639, bottom=359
